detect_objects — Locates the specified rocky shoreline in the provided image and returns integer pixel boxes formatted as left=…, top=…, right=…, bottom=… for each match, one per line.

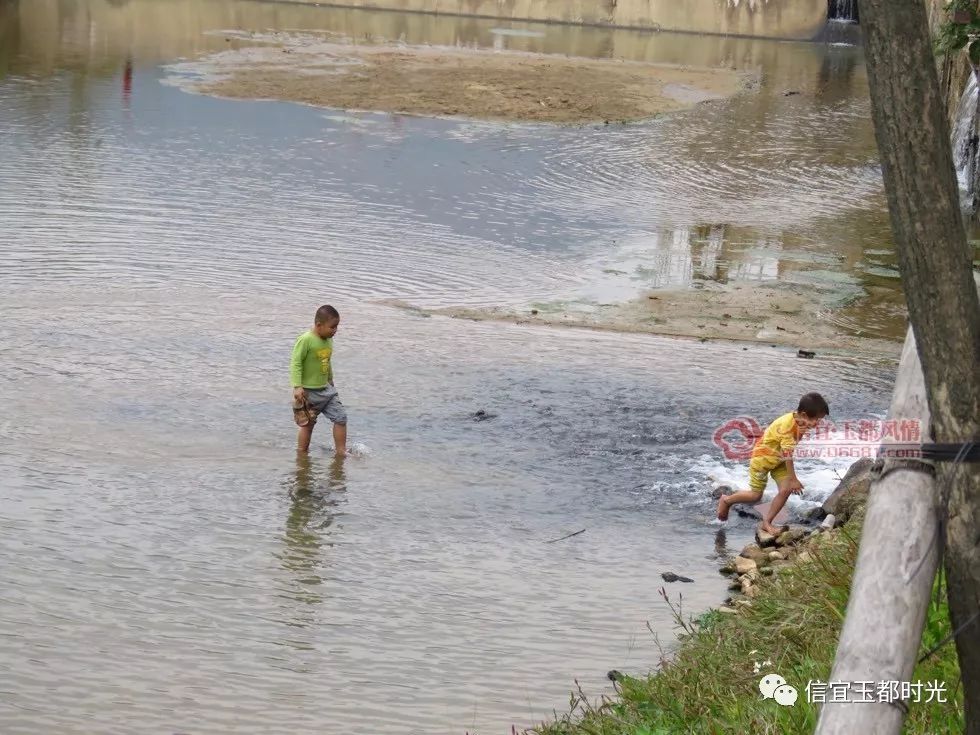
left=716, top=458, right=874, bottom=613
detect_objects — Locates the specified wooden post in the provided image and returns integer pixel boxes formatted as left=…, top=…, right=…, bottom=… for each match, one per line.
left=814, top=328, right=940, bottom=734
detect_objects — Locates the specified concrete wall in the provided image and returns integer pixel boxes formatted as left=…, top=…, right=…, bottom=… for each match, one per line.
left=289, top=0, right=830, bottom=40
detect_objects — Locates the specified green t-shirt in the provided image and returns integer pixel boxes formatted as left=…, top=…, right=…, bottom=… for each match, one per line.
left=290, top=331, right=334, bottom=389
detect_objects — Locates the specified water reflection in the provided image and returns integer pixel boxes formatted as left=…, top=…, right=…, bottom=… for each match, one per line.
left=280, top=454, right=347, bottom=608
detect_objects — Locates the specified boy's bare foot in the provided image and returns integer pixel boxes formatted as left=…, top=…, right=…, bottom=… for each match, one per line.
left=334, top=448, right=347, bottom=458
left=761, top=521, right=781, bottom=535
left=715, top=495, right=731, bottom=522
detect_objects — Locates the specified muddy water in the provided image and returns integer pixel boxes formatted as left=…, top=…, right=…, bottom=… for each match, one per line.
left=1, top=2, right=896, bottom=734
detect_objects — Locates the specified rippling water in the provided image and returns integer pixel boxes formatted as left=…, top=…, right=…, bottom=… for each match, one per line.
left=0, top=2, right=896, bottom=733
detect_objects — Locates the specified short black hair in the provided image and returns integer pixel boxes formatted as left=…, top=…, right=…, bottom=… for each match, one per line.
left=798, top=392, right=829, bottom=418
left=314, top=304, right=339, bottom=324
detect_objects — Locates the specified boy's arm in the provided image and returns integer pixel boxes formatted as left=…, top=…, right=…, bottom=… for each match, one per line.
left=783, top=458, right=804, bottom=493
left=290, top=337, right=306, bottom=390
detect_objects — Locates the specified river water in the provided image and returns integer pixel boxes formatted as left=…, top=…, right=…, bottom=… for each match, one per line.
left=1, top=2, right=896, bottom=734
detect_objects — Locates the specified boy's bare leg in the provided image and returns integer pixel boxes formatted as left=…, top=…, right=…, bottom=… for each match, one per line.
left=297, top=423, right=314, bottom=454
left=761, top=478, right=794, bottom=535
left=716, top=489, right=763, bottom=521
left=333, top=422, right=347, bottom=457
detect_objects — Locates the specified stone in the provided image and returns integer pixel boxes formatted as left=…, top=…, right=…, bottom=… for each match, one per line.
left=739, top=543, right=771, bottom=566
left=768, top=551, right=782, bottom=561
left=797, top=551, right=814, bottom=564
left=712, top=484, right=734, bottom=500
left=755, top=528, right=778, bottom=547
left=740, top=578, right=754, bottom=594
left=744, top=584, right=760, bottom=598
left=776, top=526, right=808, bottom=547
left=733, top=599, right=754, bottom=609
left=734, top=557, right=758, bottom=575
left=760, top=567, right=775, bottom=576
left=802, top=504, right=828, bottom=523
left=718, top=606, right=738, bottom=614
left=820, top=513, right=838, bottom=530
left=729, top=579, right=742, bottom=591
left=719, top=559, right=737, bottom=575
left=821, top=458, right=874, bottom=519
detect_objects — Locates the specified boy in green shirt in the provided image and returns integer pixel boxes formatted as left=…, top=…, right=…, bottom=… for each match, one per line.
left=290, top=304, right=347, bottom=456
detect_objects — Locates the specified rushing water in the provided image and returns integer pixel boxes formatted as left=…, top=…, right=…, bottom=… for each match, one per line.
left=0, top=2, right=897, bottom=734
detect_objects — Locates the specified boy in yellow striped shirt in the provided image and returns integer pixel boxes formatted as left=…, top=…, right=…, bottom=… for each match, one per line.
left=715, top=392, right=829, bottom=534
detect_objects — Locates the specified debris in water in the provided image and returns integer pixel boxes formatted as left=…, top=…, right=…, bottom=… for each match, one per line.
left=797, top=349, right=816, bottom=359
left=473, top=409, right=496, bottom=421
left=545, top=528, right=586, bottom=544
left=661, top=572, right=694, bottom=583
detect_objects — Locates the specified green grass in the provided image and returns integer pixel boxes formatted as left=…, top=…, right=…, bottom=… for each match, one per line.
left=528, top=507, right=963, bottom=735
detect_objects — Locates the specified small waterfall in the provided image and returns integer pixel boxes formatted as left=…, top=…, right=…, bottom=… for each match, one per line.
left=828, top=0, right=859, bottom=23
left=952, top=72, right=980, bottom=211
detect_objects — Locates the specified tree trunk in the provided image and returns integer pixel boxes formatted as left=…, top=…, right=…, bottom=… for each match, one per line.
left=857, top=0, right=980, bottom=730
left=815, top=329, right=939, bottom=734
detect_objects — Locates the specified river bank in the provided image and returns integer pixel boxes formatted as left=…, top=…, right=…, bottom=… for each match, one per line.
left=528, top=474, right=963, bottom=734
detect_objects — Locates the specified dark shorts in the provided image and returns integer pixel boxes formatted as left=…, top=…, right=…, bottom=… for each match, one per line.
left=292, top=386, right=347, bottom=427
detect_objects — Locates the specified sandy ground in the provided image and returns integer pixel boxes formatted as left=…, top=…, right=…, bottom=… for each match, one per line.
left=189, top=35, right=751, bottom=123
left=387, top=282, right=906, bottom=356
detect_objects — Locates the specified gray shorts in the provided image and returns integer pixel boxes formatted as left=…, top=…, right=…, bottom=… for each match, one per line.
left=293, top=386, right=347, bottom=427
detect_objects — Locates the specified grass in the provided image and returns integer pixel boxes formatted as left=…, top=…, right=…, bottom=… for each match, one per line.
left=527, top=506, right=964, bottom=735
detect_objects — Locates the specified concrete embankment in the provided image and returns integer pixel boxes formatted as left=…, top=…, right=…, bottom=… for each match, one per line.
left=279, top=0, right=830, bottom=40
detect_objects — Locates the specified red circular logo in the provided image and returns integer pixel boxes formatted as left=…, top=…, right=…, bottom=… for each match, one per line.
left=713, top=416, right=763, bottom=460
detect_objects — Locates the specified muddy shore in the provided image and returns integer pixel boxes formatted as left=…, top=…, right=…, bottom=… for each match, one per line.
left=386, top=280, right=906, bottom=356
left=182, top=33, right=752, bottom=123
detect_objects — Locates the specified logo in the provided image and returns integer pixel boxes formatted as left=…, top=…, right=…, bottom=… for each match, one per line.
left=760, top=674, right=799, bottom=706
left=712, top=416, right=763, bottom=460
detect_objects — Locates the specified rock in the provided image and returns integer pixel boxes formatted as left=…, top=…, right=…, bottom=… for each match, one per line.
left=472, top=409, right=497, bottom=421
left=718, top=606, right=738, bottom=614
left=733, top=599, right=754, bottom=609
left=719, top=559, right=737, bottom=575
left=797, top=349, right=816, bottom=359
left=797, top=550, right=814, bottom=563
left=744, top=584, right=760, bottom=598
left=756, top=528, right=778, bottom=547
left=776, top=526, right=808, bottom=547
left=712, top=484, right=734, bottom=500
left=802, top=504, right=828, bottom=523
left=530, top=309, right=539, bottom=316
left=768, top=551, right=782, bottom=561
left=822, top=459, right=874, bottom=523
left=740, top=577, right=754, bottom=594
left=734, top=557, right=758, bottom=575
left=821, top=513, right=838, bottom=530
left=728, top=579, right=742, bottom=591
left=739, top=543, right=771, bottom=566
left=661, top=572, right=694, bottom=583
left=760, top=566, right=775, bottom=576
left=607, top=669, right=624, bottom=682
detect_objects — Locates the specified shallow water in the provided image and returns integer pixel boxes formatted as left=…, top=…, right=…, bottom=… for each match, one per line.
left=0, top=2, right=897, bottom=733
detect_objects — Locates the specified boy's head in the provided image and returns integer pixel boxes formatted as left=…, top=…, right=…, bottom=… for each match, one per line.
left=795, top=392, right=829, bottom=430
left=313, top=304, right=340, bottom=339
